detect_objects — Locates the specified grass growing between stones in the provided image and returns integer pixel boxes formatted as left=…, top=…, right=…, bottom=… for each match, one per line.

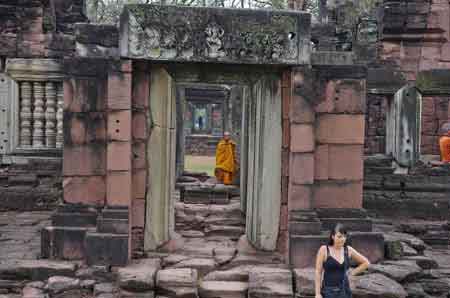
left=185, top=155, right=215, bottom=176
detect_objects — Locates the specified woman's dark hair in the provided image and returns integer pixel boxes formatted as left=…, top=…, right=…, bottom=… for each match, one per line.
left=328, top=223, right=348, bottom=246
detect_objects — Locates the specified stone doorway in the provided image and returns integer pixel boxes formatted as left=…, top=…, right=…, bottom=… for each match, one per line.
left=144, top=64, right=283, bottom=255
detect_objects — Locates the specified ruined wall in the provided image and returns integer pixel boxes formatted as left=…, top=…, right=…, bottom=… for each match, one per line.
left=0, top=0, right=86, bottom=58
left=364, top=0, right=450, bottom=155
left=364, top=155, right=450, bottom=220
left=0, top=0, right=87, bottom=211
left=357, top=1, right=450, bottom=219
left=364, top=95, right=450, bottom=155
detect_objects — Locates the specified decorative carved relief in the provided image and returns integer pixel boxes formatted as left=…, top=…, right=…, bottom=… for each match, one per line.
left=121, top=5, right=310, bottom=65
left=205, top=23, right=225, bottom=59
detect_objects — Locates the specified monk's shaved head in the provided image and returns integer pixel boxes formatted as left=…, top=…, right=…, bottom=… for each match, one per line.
left=223, top=131, right=231, bottom=140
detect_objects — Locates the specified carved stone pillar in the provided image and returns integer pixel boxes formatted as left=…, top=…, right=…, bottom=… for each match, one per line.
left=33, top=82, right=45, bottom=148
left=45, top=82, right=57, bottom=148
left=56, top=83, right=64, bottom=149
left=19, top=82, right=32, bottom=147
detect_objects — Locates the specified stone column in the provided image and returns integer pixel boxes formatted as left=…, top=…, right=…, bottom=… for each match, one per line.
left=245, top=75, right=282, bottom=251
left=32, top=82, right=45, bottom=148
left=19, top=82, right=32, bottom=147
left=45, top=82, right=57, bottom=148
left=56, top=83, right=64, bottom=148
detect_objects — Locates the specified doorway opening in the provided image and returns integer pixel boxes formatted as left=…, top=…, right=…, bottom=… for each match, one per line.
left=175, top=83, right=244, bottom=250
left=145, top=65, right=283, bottom=256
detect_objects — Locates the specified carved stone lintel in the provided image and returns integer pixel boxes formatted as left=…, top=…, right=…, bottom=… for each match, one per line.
left=19, top=82, right=32, bottom=147
left=45, top=82, right=57, bottom=148
left=32, top=82, right=45, bottom=148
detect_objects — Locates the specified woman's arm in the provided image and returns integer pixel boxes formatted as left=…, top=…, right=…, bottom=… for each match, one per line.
left=315, top=246, right=325, bottom=297
left=348, top=246, right=370, bottom=276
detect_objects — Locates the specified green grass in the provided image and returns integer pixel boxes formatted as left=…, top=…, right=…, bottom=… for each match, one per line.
left=184, top=155, right=216, bottom=176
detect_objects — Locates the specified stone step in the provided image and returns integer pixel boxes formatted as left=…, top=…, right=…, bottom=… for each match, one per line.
left=289, top=221, right=322, bottom=235
left=204, top=225, right=245, bottom=240
left=51, top=212, right=97, bottom=227
left=85, top=232, right=128, bottom=266
left=290, top=232, right=384, bottom=268
left=199, top=281, right=248, bottom=298
left=316, top=208, right=369, bottom=219
left=97, top=217, right=129, bottom=234
left=320, top=217, right=373, bottom=232
left=101, top=208, right=129, bottom=220
left=41, top=226, right=95, bottom=260
left=0, top=259, right=77, bottom=281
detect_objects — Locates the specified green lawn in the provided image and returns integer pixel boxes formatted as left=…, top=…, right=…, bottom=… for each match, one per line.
left=184, top=155, right=216, bottom=176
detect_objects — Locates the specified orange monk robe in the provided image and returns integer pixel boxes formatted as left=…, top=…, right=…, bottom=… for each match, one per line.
left=439, top=136, right=450, bottom=162
left=215, top=139, right=236, bottom=185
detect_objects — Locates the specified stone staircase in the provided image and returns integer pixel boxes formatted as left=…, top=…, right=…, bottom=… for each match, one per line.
left=42, top=205, right=129, bottom=266
left=289, top=208, right=385, bottom=268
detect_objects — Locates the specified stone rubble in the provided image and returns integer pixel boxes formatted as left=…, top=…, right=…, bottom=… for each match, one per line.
left=0, top=212, right=449, bottom=298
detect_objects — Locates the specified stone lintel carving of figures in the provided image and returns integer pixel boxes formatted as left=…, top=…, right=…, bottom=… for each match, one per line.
left=205, top=23, right=225, bottom=59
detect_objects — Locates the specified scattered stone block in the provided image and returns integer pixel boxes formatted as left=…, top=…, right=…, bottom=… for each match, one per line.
left=293, top=268, right=315, bottom=297
left=248, top=268, right=293, bottom=298
left=369, top=260, right=422, bottom=283
left=401, top=242, right=418, bottom=256
left=0, top=260, right=77, bottom=281
left=171, top=258, right=216, bottom=277
left=117, top=258, right=161, bottom=292
left=351, top=273, right=407, bottom=298
left=199, top=281, right=248, bottom=298
left=85, top=232, right=128, bottom=266
left=45, top=276, right=80, bottom=294
left=156, top=268, right=198, bottom=298
left=94, top=282, right=118, bottom=296
left=403, top=256, right=438, bottom=270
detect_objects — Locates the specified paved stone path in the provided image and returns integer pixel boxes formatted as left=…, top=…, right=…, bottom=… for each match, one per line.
left=0, top=211, right=51, bottom=261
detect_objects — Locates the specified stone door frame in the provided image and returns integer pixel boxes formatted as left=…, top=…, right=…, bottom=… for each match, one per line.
left=144, top=63, right=287, bottom=252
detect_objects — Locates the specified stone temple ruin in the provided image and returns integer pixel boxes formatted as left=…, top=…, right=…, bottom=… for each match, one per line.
left=0, top=0, right=449, bottom=297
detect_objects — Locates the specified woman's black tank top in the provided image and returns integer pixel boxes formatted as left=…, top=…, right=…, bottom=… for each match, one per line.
left=322, top=246, right=349, bottom=287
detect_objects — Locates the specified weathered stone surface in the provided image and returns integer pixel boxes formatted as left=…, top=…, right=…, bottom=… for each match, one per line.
left=118, top=258, right=161, bottom=292
left=0, top=260, right=77, bottom=281
left=351, top=273, right=407, bottom=298
left=385, top=239, right=403, bottom=260
left=369, top=260, right=422, bottom=282
left=383, top=232, right=427, bottom=253
left=45, top=276, right=80, bottom=294
left=94, top=282, right=118, bottom=296
left=203, top=267, right=250, bottom=282
left=403, top=283, right=427, bottom=298
left=403, top=256, right=438, bottom=270
left=248, top=268, right=293, bottom=298
left=171, top=258, right=216, bottom=277
left=121, top=290, right=155, bottom=297
left=120, top=5, right=311, bottom=65
left=199, top=281, right=248, bottom=298
left=421, top=278, right=450, bottom=296
left=22, top=286, right=48, bottom=298
left=293, top=268, right=315, bottom=297
left=401, top=242, right=418, bottom=257
left=156, top=268, right=198, bottom=298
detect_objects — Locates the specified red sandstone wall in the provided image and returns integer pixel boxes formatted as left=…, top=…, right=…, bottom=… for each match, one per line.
left=421, top=96, right=450, bottom=155
left=364, top=94, right=388, bottom=155
left=0, top=0, right=86, bottom=58
left=364, top=0, right=450, bottom=155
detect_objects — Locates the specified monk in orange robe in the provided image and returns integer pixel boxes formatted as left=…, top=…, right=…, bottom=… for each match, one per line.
left=215, top=131, right=237, bottom=185
left=440, top=124, right=450, bottom=163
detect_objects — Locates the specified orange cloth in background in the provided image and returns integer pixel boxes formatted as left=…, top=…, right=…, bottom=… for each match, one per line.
left=215, top=139, right=236, bottom=185
left=440, top=136, right=450, bottom=162
left=215, top=169, right=233, bottom=185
